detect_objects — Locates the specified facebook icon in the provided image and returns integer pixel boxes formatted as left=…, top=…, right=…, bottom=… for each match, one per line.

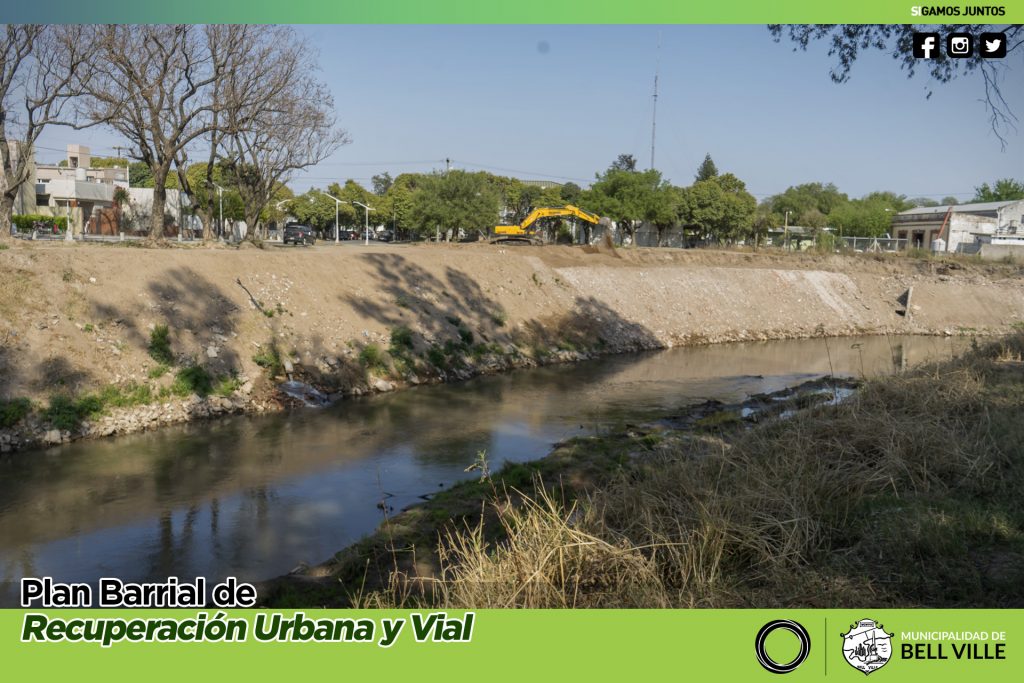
left=912, top=32, right=940, bottom=58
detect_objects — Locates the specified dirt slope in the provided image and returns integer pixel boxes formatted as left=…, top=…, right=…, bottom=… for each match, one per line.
left=2, top=240, right=1022, bottom=406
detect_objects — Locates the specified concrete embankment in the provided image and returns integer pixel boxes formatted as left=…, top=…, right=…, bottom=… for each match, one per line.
left=1, top=241, right=1022, bottom=452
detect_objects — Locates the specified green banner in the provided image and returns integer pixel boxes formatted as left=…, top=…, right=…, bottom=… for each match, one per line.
left=1, top=1, right=1022, bottom=23
left=3, top=609, right=1021, bottom=681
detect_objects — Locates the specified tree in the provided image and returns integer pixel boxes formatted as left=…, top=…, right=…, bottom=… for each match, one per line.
left=328, top=179, right=369, bottom=229
left=79, top=25, right=235, bottom=239
left=827, top=192, right=909, bottom=237
left=695, top=153, right=719, bottom=182
left=219, top=26, right=347, bottom=242
left=769, top=25, right=1024, bottom=148
left=941, top=196, right=960, bottom=206
left=973, top=178, right=1024, bottom=202
left=289, top=188, right=337, bottom=233
left=1, top=25, right=98, bottom=240
left=385, top=179, right=415, bottom=236
left=174, top=162, right=242, bottom=238
left=410, top=170, right=499, bottom=241
left=609, top=153, right=637, bottom=172
left=560, top=181, right=582, bottom=204
left=587, top=168, right=673, bottom=245
left=765, top=182, right=849, bottom=226
left=650, top=185, right=682, bottom=246
left=909, top=197, right=940, bottom=208
left=371, top=172, right=393, bottom=196
left=752, top=202, right=781, bottom=248
left=679, top=173, right=757, bottom=243
left=129, top=161, right=153, bottom=188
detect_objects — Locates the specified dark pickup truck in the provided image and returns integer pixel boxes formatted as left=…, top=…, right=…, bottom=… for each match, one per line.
left=283, top=223, right=316, bottom=246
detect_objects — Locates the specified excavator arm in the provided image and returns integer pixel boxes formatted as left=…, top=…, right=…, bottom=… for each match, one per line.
left=493, top=205, right=600, bottom=242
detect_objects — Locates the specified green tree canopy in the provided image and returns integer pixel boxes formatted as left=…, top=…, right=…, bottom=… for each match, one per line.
left=695, top=153, right=719, bottom=182
left=371, top=172, right=393, bottom=196
left=560, top=182, right=582, bottom=204
left=973, top=178, right=1024, bottom=202
left=765, top=182, right=849, bottom=226
left=679, top=173, right=757, bottom=243
left=409, top=170, right=500, bottom=240
left=609, top=153, right=638, bottom=172
left=586, top=168, right=672, bottom=242
left=827, top=192, right=909, bottom=237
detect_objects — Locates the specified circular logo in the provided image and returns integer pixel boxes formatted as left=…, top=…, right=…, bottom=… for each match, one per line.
left=755, top=620, right=811, bottom=674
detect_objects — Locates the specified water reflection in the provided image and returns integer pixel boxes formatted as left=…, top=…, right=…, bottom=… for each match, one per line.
left=0, top=335, right=966, bottom=604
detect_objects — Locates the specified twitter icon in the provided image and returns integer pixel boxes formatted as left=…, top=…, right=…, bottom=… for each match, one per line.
left=980, top=32, right=1007, bottom=58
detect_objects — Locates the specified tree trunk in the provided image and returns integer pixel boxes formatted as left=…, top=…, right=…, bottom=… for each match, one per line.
left=245, top=209, right=262, bottom=244
left=150, top=172, right=167, bottom=239
left=198, top=211, right=214, bottom=242
left=0, top=195, right=14, bottom=243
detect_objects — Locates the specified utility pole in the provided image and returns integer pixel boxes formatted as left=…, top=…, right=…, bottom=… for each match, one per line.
left=650, top=32, right=661, bottom=170
left=445, top=158, right=451, bottom=174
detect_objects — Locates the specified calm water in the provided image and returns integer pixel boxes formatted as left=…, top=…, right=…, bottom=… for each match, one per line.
left=0, top=335, right=966, bottom=604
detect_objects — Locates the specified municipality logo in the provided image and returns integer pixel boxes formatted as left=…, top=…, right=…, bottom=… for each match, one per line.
left=842, top=619, right=893, bottom=675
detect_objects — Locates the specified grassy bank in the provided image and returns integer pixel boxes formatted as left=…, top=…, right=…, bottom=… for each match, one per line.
left=263, top=333, right=1024, bottom=609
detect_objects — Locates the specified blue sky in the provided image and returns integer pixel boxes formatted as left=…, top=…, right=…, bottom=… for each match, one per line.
left=35, top=25, right=1024, bottom=201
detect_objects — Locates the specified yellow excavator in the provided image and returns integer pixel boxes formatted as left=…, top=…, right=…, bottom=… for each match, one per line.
left=492, top=205, right=600, bottom=244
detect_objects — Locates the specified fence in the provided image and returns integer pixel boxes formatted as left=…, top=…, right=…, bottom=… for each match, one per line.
left=839, top=236, right=908, bottom=252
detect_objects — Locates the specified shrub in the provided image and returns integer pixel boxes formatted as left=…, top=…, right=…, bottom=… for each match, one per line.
left=11, top=214, right=68, bottom=234
left=213, top=374, right=242, bottom=397
left=389, top=326, right=415, bottom=353
left=253, top=347, right=283, bottom=376
left=359, top=343, right=387, bottom=371
left=43, top=394, right=103, bottom=431
left=0, top=398, right=31, bottom=428
left=426, top=345, right=448, bottom=369
left=148, top=324, right=174, bottom=365
left=458, top=326, right=474, bottom=346
left=170, top=365, right=213, bottom=397
left=490, top=310, right=507, bottom=327
left=147, top=364, right=169, bottom=379
left=97, top=382, right=153, bottom=409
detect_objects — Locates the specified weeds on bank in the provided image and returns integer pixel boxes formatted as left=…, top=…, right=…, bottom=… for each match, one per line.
left=253, top=346, right=283, bottom=376
left=0, top=398, right=31, bottom=428
left=148, top=324, right=174, bottom=365
left=359, top=343, right=388, bottom=372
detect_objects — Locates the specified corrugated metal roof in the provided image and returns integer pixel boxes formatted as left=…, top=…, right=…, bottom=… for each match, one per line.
left=898, top=199, right=1022, bottom=216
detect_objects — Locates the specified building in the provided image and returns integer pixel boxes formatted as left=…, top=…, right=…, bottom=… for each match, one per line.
left=35, top=144, right=128, bottom=193
left=891, top=200, right=1024, bottom=253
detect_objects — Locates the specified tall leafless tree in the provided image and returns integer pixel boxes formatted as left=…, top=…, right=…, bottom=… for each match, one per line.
left=78, top=25, right=231, bottom=239
left=173, top=25, right=259, bottom=242
left=0, top=25, right=97, bottom=241
left=218, top=26, right=348, bottom=241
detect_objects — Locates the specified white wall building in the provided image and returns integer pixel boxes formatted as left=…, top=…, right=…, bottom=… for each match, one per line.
left=892, top=200, right=1024, bottom=253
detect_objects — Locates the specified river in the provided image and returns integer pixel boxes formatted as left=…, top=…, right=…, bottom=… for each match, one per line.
left=0, top=334, right=967, bottom=605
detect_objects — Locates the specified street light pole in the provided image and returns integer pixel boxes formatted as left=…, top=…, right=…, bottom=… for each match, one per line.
left=315, top=191, right=347, bottom=243
left=353, top=201, right=375, bottom=245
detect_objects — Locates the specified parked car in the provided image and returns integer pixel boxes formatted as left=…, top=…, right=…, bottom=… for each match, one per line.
left=283, top=223, right=316, bottom=246
left=377, top=230, right=395, bottom=242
